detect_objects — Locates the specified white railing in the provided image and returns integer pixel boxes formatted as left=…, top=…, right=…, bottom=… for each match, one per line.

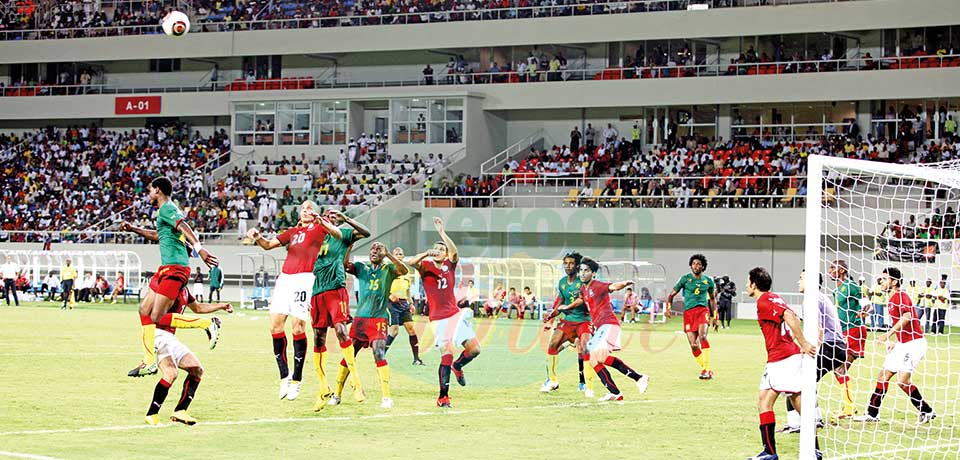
left=0, top=0, right=855, bottom=41
left=2, top=54, right=958, bottom=98
left=480, top=130, right=545, bottom=175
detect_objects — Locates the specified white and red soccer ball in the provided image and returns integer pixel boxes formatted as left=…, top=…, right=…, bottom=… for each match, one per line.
left=161, top=11, right=190, bottom=37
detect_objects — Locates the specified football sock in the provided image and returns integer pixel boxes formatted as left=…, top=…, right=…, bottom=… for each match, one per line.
left=547, top=350, right=559, bottom=382
left=385, top=334, right=396, bottom=351
left=376, top=360, right=391, bottom=399
left=146, top=378, right=171, bottom=416
left=409, top=335, right=421, bottom=361
left=700, top=340, right=712, bottom=371
left=453, top=350, right=477, bottom=371
left=313, top=346, right=330, bottom=394
left=272, top=332, right=289, bottom=379
left=439, top=353, right=453, bottom=398
left=340, top=339, right=363, bottom=389
left=902, top=384, right=933, bottom=413
left=335, top=359, right=350, bottom=397
left=692, top=348, right=706, bottom=371
left=577, top=353, right=586, bottom=385
left=837, top=374, right=855, bottom=414
left=593, top=363, right=620, bottom=394
left=604, top=356, right=641, bottom=381
left=140, top=315, right=157, bottom=365
left=759, top=411, right=777, bottom=454
left=174, top=376, right=201, bottom=412
left=291, top=333, right=307, bottom=382
left=785, top=398, right=800, bottom=427
left=158, top=313, right=211, bottom=329
left=866, top=381, right=889, bottom=418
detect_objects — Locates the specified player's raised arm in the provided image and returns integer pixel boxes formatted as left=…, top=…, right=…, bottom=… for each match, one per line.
left=344, top=244, right=357, bottom=275
left=608, top=280, right=634, bottom=292
left=248, top=228, right=283, bottom=250
left=175, top=218, right=219, bottom=268
left=783, top=308, right=815, bottom=356
left=544, top=297, right=584, bottom=321
left=314, top=212, right=343, bottom=240
left=331, top=209, right=370, bottom=239
left=382, top=244, right=409, bottom=276
left=406, top=250, right=436, bottom=271
left=434, top=217, right=458, bottom=263
left=119, top=221, right=159, bottom=242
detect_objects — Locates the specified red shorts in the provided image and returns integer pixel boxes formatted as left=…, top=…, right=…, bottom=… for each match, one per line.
left=310, top=288, right=351, bottom=329
left=148, top=265, right=191, bottom=299
left=844, top=325, right=867, bottom=358
left=683, top=306, right=710, bottom=333
left=557, top=320, right=592, bottom=342
left=350, top=317, right=388, bottom=346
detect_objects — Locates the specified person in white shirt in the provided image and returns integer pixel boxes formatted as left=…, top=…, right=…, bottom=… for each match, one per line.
left=2, top=255, right=21, bottom=306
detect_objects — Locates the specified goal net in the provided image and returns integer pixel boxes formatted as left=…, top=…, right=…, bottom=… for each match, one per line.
left=802, top=155, right=960, bottom=460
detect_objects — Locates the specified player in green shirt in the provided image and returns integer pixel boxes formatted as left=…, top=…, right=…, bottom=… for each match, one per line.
left=120, top=177, right=222, bottom=378
left=829, top=259, right=864, bottom=418
left=541, top=251, right=595, bottom=396
left=332, top=242, right=408, bottom=409
left=310, top=208, right=370, bottom=410
left=666, top=254, right=717, bottom=380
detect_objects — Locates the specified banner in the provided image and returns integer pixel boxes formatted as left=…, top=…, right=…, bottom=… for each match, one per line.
left=875, top=237, right=938, bottom=263
left=115, top=96, right=161, bottom=115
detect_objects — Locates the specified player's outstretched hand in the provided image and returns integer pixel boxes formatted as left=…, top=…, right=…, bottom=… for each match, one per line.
left=800, top=341, right=816, bottom=356
left=200, top=249, right=219, bottom=268
left=119, top=222, right=132, bottom=232
left=246, top=228, right=260, bottom=240
left=222, top=303, right=234, bottom=314
left=433, top=217, right=444, bottom=232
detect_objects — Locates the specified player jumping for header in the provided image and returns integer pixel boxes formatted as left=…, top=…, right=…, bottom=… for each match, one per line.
left=540, top=251, right=595, bottom=397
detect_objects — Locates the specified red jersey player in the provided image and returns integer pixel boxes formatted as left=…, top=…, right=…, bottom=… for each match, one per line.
left=854, top=267, right=936, bottom=424
left=547, top=256, right=648, bottom=401
left=145, top=288, right=233, bottom=426
left=745, top=267, right=817, bottom=460
left=247, top=200, right=342, bottom=401
left=409, top=217, right=481, bottom=408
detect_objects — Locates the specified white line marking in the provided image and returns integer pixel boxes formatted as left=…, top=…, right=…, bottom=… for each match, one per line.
left=0, top=451, right=65, bottom=460
left=0, top=396, right=742, bottom=437
left=831, top=441, right=960, bottom=459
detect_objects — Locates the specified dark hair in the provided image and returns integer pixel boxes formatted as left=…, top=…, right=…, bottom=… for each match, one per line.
left=883, top=267, right=902, bottom=286
left=689, top=254, right=708, bottom=270
left=150, top=176, right=173, bottom=197
left=580, top=257, right=600, bottom=273
left=749, top=267, right=772, bottom=292
left=563, top=251, right=583, bottom=266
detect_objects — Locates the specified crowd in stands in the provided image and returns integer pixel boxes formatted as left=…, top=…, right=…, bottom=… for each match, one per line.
left=0, top=122, right=231, bottom=242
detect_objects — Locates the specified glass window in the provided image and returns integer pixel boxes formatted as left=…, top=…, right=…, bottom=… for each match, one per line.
left=313, top=101, right=347, bottom=145
left=279, top=102, right=311, bottom=145
left=233, top=102, right=275, bottom=146
left=392, top=98, right=427, bottom=144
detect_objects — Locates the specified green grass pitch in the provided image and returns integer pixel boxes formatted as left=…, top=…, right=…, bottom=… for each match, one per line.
left=0, top=302, right=957, bottom=459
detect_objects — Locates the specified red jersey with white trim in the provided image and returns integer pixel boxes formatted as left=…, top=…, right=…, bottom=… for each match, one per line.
left=756, top=291, right=801, bottom=363
left=418, top=259, right=459, bottom=321
left=277, top=223, right=329, bottom=275
left=580, top=280, right=619, bottom=327
left=888, top=290, right=924, bottom=343
left=158, top=289, right=194, bottom=334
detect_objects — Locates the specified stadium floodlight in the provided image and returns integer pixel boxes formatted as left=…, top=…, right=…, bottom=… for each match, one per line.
left=802, top=155, right=960, bottom=460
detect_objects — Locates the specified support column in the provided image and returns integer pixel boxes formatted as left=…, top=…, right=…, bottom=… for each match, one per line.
left=717, top=104, right=732, bottom=143
left=855, top=100, right=873, bottom=139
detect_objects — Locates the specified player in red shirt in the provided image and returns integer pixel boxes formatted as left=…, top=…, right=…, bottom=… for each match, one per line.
left=247, top=200, right=343, bottom=401
left=854, top=267, right=936, bottom=424
left=408, top=217, right=481, bottom=408
left=110, top=271, right=126, bottom=304
left=546, top=257, right=648, bottom=401
left=144, top=288, right=233, bottom=426
left=746, top=267, right=817, bottom=460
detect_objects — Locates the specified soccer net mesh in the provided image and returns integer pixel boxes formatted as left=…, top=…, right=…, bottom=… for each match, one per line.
left=803, top=155, right=960, bottom=460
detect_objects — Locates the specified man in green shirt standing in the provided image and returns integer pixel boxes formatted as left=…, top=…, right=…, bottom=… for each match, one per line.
left=667, top=254, right=717, bottom=380
left=208, top=265, right=223, bottom=302
left=333, top=242, right=408, bottom=409
left=120, top=177, right=222, bottom=378
left=829, top=259, right=865, bottom=419
left=310, top=209, right=370, bottom=410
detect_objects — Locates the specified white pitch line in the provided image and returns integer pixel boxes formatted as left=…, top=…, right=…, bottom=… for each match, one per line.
left=831, top=441, right=960, bottom=460
left=0, top=451, right=65, bottom=460
left=0, top=396, right=743, bottom=437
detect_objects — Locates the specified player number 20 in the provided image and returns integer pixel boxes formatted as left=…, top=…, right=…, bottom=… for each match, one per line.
left=295, top=291, right=307, bottom=302
left=291, top=233, right=306, bottom=245
left=437, top=278, right=448, bottom=290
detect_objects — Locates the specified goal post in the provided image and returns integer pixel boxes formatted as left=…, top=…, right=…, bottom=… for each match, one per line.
left=802, top=154, right=960, bottom=460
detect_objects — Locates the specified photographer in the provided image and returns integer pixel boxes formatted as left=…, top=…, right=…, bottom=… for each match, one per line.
left=716, top=275, right=736, bottom=329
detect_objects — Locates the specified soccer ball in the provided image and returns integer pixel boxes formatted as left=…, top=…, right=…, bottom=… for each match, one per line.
left=161, top=11, right=190, bottom=37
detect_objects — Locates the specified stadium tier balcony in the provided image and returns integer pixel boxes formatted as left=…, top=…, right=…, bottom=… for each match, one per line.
left=0, top=0, right=852, bottom=41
